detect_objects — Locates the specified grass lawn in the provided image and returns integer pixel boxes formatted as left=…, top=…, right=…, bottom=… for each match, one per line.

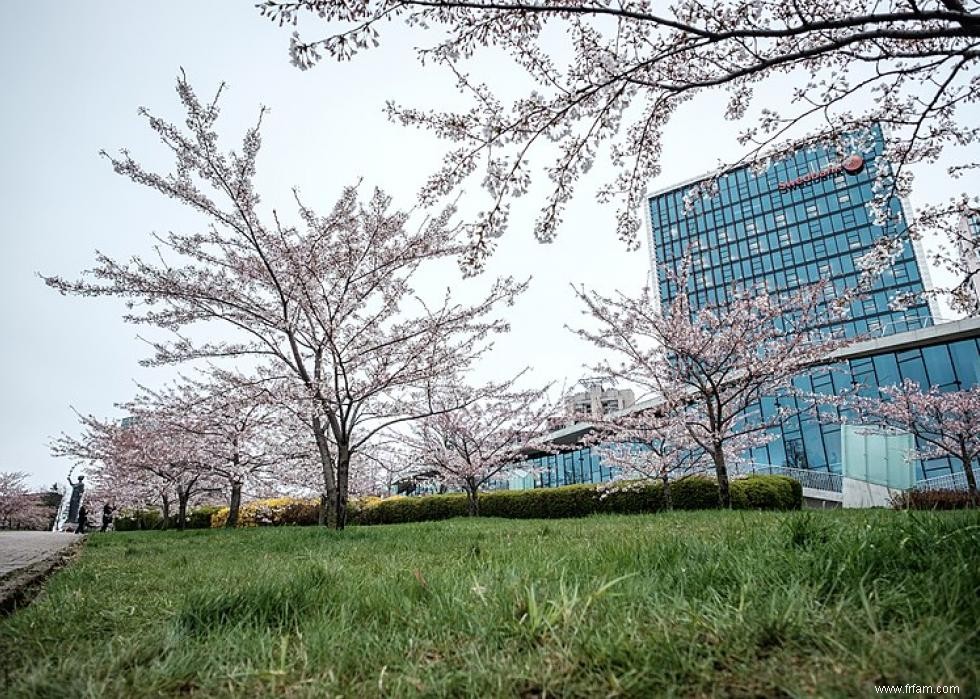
left=1, top=510, right=977, bottom=698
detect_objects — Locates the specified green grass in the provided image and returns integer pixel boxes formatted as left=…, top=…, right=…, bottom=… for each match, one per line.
left=1, top=510, right=977, bottom=697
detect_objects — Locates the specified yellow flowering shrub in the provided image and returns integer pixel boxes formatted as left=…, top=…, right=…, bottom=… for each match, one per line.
left=210, top=497, right=320, bottom=528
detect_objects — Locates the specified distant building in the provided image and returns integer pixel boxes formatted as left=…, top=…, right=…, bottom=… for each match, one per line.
left=956, top=212, right=980, bottom=308
left=563, top=380, right=635, bottom=423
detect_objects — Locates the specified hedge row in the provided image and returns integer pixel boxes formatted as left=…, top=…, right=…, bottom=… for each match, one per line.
left=115, top=506, right=222, bottom=531
left=116, top=475, right=801, bottom=531
left=354, top=475, right=802, bottom=525
left=209, top=497, right=320, bottom=528
left=891, top=489, right=977, bottom=510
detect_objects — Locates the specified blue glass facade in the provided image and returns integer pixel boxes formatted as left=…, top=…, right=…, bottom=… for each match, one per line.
left=749, top=335, right=980, bottom=479
left=518, top=447, right=617, bottom=489
left=647, top=126, right=934, bottom=337
left=498, top=130, right=980, bottom=493
left=512, top=332, right=978, bottom=488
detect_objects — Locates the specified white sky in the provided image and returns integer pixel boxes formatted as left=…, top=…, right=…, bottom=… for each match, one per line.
left=1, top=1, right=976, bottom=489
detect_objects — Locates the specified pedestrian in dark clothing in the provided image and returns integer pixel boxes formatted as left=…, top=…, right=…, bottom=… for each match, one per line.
left=100, top=503, right=115, bottom=532
left=77, top=506, right=88, bottom=534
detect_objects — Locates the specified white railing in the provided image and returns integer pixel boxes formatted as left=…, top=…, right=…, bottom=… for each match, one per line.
left=737, top=463, right=972, bottom=494
left=734, top=463, right=843, bottom=493
left=914, top=472, right=971, bottom=492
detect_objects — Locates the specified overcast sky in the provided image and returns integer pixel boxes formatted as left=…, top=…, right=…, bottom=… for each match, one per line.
left=2, top=2, right=975, bottom=489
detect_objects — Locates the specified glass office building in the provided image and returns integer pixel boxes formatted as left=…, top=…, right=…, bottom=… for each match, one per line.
left=515, top=321, right=980, bottom=487
left=513, top=130, right=980, bottom=488
left=646, top=125, right=937, bottom=338
left=494, top=129, right=980, bottom=493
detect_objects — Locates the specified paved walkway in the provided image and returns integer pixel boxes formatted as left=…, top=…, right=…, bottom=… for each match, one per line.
left=0, top=531, right=79, bottom=579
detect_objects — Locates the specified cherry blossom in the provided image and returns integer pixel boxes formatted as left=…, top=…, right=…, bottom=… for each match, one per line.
left=407, top=375, right=555, bottom=515
left=44, top=75, right=527, bottom=529
left=52, top=406, right=221, bottom=529
left=0, top=472, right=51, bottom=530
left=573, top=271, right=853, bottom=507
left=584, top=411, right=709, bottom=510
left=260, top=1, right=980, bottom=311
left=848, top=379, right=980, bottom=495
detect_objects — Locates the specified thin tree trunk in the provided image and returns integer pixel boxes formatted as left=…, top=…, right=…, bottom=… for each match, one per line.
left=312, top=415, right=338, bottom=527
left=161, top=493, right=171, bottom=530
left=226, top=480, right=243, bottom=528
left=662, top=474, right=672, bottom=511
left=712, top=447, right=731, bottom=509
left=335, top=445, right=350, bottom=531
left=466, top=485, right=480, bottom=517
left=318, top=492, right=330, bottom=526
left=960, top=447, right=977, bottom=501
left=177, top=487, right=190, bottom=531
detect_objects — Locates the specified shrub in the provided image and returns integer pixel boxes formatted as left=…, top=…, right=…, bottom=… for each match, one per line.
left=596, top=480, right=666, bottom=514
left=348, top=474, right=800, bottom=526
left=210, top=497, right=320, bottom=528
left=186, top=506, right=223, bottom=529
left=891, top=489, right=977, bottom=510
left=114, top=508, right=164, bottom=531
left=353, top=494, right=469, bottom=526
left=482, top=484, right=599, bottom=518
left=731, top=475, right=802, bottom=511
left=669, top=476, right=723, bottom=510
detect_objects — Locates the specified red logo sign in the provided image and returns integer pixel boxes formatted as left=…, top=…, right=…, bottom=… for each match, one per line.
left=841, top=154, right=865, bottom=174
left=778, top=154, right=864, bottom=192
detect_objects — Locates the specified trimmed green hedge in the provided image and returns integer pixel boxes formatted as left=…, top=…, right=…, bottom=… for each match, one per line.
left=114, top=506, right=222, bottom=531
left=112, top=476, right=801, bottom=530
left=352, top=475, right=801, bottom=526
left=114, top=509, right=165, bottom=531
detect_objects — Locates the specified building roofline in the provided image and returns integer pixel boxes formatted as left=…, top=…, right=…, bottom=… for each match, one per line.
left=828, top=316, right=980, bottom=362
left=643, top=162, right=730, bottom=202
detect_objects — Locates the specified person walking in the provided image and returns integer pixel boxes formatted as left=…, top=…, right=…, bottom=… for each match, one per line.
left=77, top=506, right=88, bottom=534
left=100, top=503, right=115, bottom=532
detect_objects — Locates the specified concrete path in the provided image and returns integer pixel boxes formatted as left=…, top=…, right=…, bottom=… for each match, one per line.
left=0, top=531, right=79, bottom=578
left=0, top=531, right=81, bottom=614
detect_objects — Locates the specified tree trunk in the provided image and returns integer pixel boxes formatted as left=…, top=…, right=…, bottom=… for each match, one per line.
left=662, top=474, right=672, bottom=511
left=177, top=486, right=190, bottom=531
left=226, top=480, right=242, bottom=528
left=335, top=445, right=350, bottom=531
left=161, top=493, right=171, bottom=530
left=712, top=447, right=731, bottom=509
left=960, top=448, right=977, bottom=500
left=312, top=415, right=338, bottom=527
left=465, top=484, right=480, bottom=517
left=318, top=492, right=330, bottom=526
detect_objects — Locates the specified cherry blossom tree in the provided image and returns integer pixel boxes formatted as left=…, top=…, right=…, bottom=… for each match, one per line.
left=0, top=472, right=51, bottom=531
left=44, top=75, right=526, bottom=529
left=585, top=411, right=709, bottom=510
left=133, top=371, right=310, bottom=527
left=260, top=1, right=980, bottom=312
left=574, top=277, right=853, bottom=507
left=52, top=409, right=219, bottom=530
left=848, top=379, right=980, bottom=496
left=408, top=377, right=555, bottom=515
